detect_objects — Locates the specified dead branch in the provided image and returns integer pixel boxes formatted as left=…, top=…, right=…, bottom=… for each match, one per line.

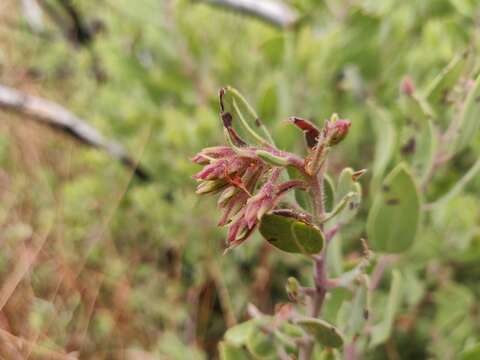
left=196, top=0, right=299, bottom=29
left=0, top=84, right=149, bottom=180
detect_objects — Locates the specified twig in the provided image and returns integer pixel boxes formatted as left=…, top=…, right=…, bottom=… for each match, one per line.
left=195, top=0, right=299, bottom=29
left=0, top=84, right=150, bottom=180
left=208, top=260, right=237, bottom=327
left=300, top=166, right=328, bottom=360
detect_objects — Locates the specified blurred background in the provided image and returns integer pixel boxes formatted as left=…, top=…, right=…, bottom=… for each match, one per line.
left=0, top=0, right=480, bottom=359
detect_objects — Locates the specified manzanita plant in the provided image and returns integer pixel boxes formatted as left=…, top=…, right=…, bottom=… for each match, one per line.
left=192, top=86, right=376, bottom=359
left=192, top=67, right=480, bottom=358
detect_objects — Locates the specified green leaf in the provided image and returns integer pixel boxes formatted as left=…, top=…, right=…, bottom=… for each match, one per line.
left=324, top=175, right=335, bottom=212
left=398, top=91, right=438, bottom=180
left=425, top=52, right=468, bottom=105
left=285, top=277, right=301, bottom=302
left=279, top=322, right=304, bottom=338
left=297, top=317, right=344, bottom=348
left=460, top=343, right=480, bottom=360
left=399, top=90, right=435, bottom=121
left=295, top=187, right=312, bottom=212
left=321, top=192, right=356, bottom=224
left=367, top=164, right=421, bottom=253
left=287, top=166, right=311, bottom=212
left=368, top=103, right=396, bottom=192
left=260, top=36, right=285, bottom=66
left=259, top=214, right=324, bottom=254
left=224, top=320, right=255, bottom=346
left=418, top=119, right=438, bottom=184
left=402, top=269, right=425, bottom=307
left=275, top=322, right=303, bottom=355
left=433, top=283, right=474, bottom=336
left=220, top=86, right=274, bottom=145
left=246, top=325, right=277, bottom=359
left=314, top=348, right=338, bottom=360
left=290, top=174, right=332, bottom=213
left=450, top=72, right=480, bottom=154
left=218, top=342, right=250, bottom=360
left=257, top=81, right=278, bottom=121
left=333, top=168, right=362, bottom=224
left=326, top=233, right=343, bottom=277
left=370, top=270, right=403, bottom=347
left=322, top=287, right=352, bottom=324
left=345, top=276, right=370, bottom=338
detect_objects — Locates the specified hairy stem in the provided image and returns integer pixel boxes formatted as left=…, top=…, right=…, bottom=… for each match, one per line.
left=300, top=165, right=329, bottom=360
left=309, top=165, right=326, bottom=224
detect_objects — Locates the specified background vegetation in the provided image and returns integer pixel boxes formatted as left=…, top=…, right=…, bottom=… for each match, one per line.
left=0, top=0, right=480, bottom=358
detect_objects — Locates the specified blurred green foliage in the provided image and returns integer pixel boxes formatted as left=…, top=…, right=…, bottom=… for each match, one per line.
left=0, top=0, right=480, bottom=358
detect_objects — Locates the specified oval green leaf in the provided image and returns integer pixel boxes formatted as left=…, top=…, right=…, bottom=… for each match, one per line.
left=259, top=214, right=324, bottom=254
left=224, top=320, right=255, bottom=346
left=297, top=317, right=344, bottom=348
left=370, top=270, right=403, bottom=347
left=397, top=91, right=437, bottom=181
left=425, top=52, right=468, bottom=106
left=324, top=174, right=335, bottom=212
left=367, top=164, right=421, bottom=253
left=368, top=103, right=396, bottom=192
left=279, top=322, right=304, bottom=338
left=286, top=166, right=312, bottom=212
left=450, top=72, right=480, bottom=154
left=246, top=325, right=277, bottom=359
left=218, top=341, right=250, bottom=360
left=346, top=278, right=370, bottom=338
left=334, top=168, right=362, bottom=224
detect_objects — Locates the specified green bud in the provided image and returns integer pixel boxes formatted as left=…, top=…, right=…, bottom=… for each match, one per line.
left=196, top=180, right=227, bottom=194
left=286, top=277, right=301, bottom=302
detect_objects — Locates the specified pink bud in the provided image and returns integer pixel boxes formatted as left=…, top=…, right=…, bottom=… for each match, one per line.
left=191, top=146, right=235, bottom=164
left=218, top=192, right=247, bottom=226
left=193, top=160, right=227, bottom=180
left=328, top=119, right=351, bottom=146
left=400, top=76, right=415, bottom=96
left=226, top=213, right=256, bottom=247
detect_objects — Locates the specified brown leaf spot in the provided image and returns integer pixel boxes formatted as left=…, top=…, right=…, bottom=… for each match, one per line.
left=222, top=112, right=233, bottom=127
left=401, top=137, right=416, bottom=155
left=386, top=198, right=399, bottom=205
left=219, top=88, right=226, bottom=111
left=363, top=309, right=369, bottom=320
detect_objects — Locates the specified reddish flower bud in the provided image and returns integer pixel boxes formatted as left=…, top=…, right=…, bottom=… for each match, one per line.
left=400, top=76, right=415, bottom=96
left=191, top=146, right=235, bottom=165
left=244, top=182, right=275, bottom=229
left=226, top=210, right=257, bottom=247
left=192, top=92, right=327, bottom=250
left=195, top=179, right=228, bottom=194
left=327, top=118, right=351, bottom=146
